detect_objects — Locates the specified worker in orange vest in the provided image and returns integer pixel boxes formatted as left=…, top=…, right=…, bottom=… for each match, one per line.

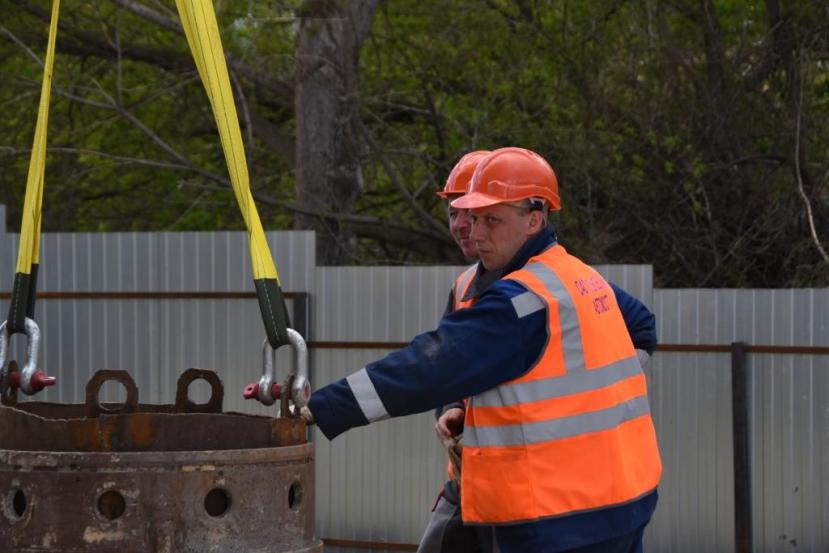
left=438, top=150, right=488, bottom=259
left=421, top=150, right=498, bottom=553
left=305, top=147, right=662, bottom=553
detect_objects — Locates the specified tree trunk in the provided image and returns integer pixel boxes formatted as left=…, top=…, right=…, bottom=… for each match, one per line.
left=294, top=0, right=379, bottom=264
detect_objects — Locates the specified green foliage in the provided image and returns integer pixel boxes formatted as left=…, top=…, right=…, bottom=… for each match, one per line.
left=0, top=0, right=827, bottom=286
left=0, top=0, right=297, bottom=233
left=358, top=0, right=829, bottom=285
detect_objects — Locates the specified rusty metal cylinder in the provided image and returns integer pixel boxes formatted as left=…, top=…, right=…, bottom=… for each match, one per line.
left=0, top=368, right=323, bottom=552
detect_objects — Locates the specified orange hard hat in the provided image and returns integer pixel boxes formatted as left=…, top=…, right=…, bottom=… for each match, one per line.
left=450, top=147, right=560, bottom=211
left=436, top=150, right=491, bottom=198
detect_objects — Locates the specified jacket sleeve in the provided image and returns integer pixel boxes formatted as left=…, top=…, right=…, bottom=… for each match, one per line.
left=442, top=286, right=455, bottom=318
left=309, top=280, right=548, bottom=440
left=609, top=283, right=657, bottom=355
left=436, top=287, right=464, bottom=419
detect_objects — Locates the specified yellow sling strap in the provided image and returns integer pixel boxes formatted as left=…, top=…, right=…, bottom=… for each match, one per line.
left=174, top=0, right=290, bottom=349
left=5, top=0, right=60, bottom=336
left=0, top=0, right=60, bottom=397
left=6, top=0, right=60, bottom=334
left=3, top=0, right=293, bottom=401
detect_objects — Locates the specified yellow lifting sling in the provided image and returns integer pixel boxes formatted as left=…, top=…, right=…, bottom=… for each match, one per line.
left=0, top=0, right=60, bottom=397
left=1, top=1, right=308, bottom=409
left=174, top=0, right=292, bottom=352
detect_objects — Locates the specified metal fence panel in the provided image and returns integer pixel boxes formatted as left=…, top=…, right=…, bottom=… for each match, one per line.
left=653, top=288, right=829, bottom=553
left=2, top=212, right=826, bottom=552
left=648, top=289, right=736, bottom=552
left=313, top=349, right=447, bottom=545
left=646, top=348, right=735, bottom=553
left=594, top=264, right=654, bottom=308
left=312, top=263, right=651, bottom=342
left=0, top=226, right=314, bottom=418
left=311, top=266, right=467, bottom=543
left=313, top=266, right=465, bottom=341
left=748, top=290, right=829, bottom=553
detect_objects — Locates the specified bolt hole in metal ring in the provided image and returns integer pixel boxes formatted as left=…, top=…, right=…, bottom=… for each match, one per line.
left=175, top=368, right=224, bottom=413
left=204, top=488, right=231, bottom=517
left=97, top=490, right=126, bottom=520
left=84, top=370, right=138, bottom=417
left=288, top=481, right=303, bottom=510
left=186, top=377, right=213, bottom=405
left=98, top=379, right=128, bottom=407
left=4, top=488, right=27, bottom=520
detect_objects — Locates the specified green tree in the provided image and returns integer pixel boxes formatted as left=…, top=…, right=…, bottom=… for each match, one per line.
left=1, top=0, right=827, bottom=286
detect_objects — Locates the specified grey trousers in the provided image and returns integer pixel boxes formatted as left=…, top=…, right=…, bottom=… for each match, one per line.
left=417, top=484, right=496, bottom=553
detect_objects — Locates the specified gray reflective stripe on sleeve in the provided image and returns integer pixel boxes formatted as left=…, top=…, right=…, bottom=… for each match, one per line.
left=510, top=291, right=545, bottom=319
left=346, top=368, right=390, bottom=423
left=472, top=355, right=642, bottom=408
left=465, top=394, right=652, bottom=448
left=522, top=261, right=585, bottom=373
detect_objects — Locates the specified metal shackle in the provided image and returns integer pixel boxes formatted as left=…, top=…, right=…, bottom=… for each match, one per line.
left=0, top=317, right=47, bottom=396
left=258, top=328, right=310, bottom=408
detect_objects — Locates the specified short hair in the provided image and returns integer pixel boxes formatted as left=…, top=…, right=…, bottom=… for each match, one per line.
left=510, top=198, right=548, bottom=215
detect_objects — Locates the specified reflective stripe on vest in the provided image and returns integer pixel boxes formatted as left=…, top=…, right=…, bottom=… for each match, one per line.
left=446, top=263, right=478, bottom=482
left=460, top=244, right=661, bottom=524
left=453, top=264, right=478, bottom=311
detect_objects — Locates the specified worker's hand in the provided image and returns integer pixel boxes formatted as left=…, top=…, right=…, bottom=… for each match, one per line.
left=435, top=407, right=465, bottom=446
left=300, top=406, right=315, bottom=426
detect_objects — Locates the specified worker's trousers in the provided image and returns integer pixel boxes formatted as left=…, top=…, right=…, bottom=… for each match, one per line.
left=417, top=481, right=496, bottom=553
left=560, top=524, right=645, bottom=552
left=418, top=482, right=647, bottom=553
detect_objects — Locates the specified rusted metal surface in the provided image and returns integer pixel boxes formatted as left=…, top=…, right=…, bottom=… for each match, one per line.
left=174, top=368, right=224, bottom=414
left=85, top=370, right=139, bottom=418
left=0, top=370, right=322, bottom=552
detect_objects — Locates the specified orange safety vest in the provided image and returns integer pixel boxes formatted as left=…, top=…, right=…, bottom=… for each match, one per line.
left=453, top=264, right=477, bottom=311
left=444, top=263, right=478, bottom=483
left=460, top=244, right=662, bottom=524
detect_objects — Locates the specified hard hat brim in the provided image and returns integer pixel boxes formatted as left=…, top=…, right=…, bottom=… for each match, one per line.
left=450, top=192, right=510, bottom=209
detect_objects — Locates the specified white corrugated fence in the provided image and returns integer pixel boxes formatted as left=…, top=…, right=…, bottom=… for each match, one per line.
left=0, top=208, right=825, bottom=552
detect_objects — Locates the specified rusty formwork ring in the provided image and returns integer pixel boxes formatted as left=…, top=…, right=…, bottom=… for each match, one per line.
left=0, top=367, right=323, bottom=553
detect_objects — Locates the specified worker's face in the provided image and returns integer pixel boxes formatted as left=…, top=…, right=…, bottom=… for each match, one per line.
left=469, top=203, right=543, bottom=271
left=447, top=199, right=477, bottom=258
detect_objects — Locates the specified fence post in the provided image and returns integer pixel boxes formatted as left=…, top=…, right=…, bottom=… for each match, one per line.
left=292, top=292, right=312, bottom=387
left=731, top=341, right=752, bottom=553
left=291, top=292, right=310, bottom=340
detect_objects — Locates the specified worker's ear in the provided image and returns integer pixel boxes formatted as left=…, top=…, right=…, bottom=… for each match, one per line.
left=528, top=210, right=544, bottom=232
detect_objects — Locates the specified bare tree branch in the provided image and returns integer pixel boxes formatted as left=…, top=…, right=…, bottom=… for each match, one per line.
left=245, top=108, right=296, bottom=169
left=357, top=118, right=450, bottom=240
left=109, top=0, right=181, bottom=33
left=114, top=15, right=124, bottom=106
left=230, top=69, right=255, bottom=169
left=3, top=22, right=202, bottom=176
left=1, top=141, right=456, bottom=258
left=0, top=145, right=230, bottom=188
left=88, top=80, right=199, bottom=169
left=793, top=49, right=829, bottom=263
left=0, top=22, right=43, bottom=66
left=12, top=0, right=294, bottom=102
left=180, top=176, right=457, bottom=258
